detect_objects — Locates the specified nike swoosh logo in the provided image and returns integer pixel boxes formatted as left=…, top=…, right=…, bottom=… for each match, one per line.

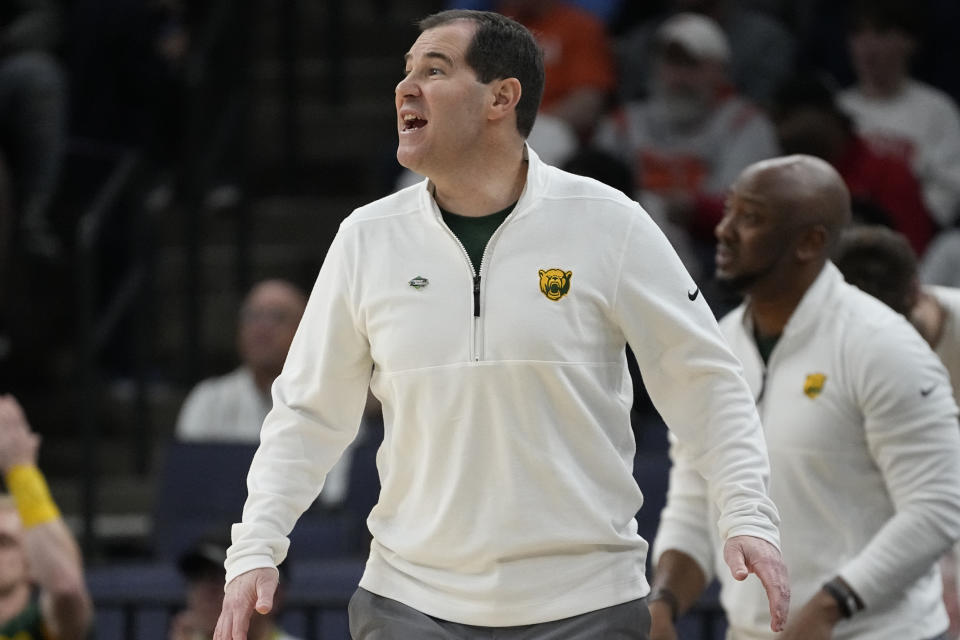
left=688, top=286, right=700, bottom=301
left=921, top=385, right=936, bottom=397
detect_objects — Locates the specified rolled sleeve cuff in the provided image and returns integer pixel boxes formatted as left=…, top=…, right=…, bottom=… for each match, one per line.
left=225, top=554, right=279, bottom=587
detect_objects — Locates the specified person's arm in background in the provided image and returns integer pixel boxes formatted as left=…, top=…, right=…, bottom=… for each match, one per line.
left=648, top=435, right=712, bottom=640
left=784, top=321, right=960, bottom=638
left=649, top=430, right=787, bottom=639
left=648, top=550, right=708, bottom=640
left=0, top=394, right=93, bottom=640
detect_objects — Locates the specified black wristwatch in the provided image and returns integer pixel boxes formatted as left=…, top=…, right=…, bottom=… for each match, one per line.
left=822, top=577, right=864, bottom=618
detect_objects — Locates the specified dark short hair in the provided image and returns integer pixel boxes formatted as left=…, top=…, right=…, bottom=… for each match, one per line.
left=178, top=533, right=289, bottom=583
left=833, top=225, right=917, bottom=316
left=418, top=10, right=545, bottom=138
left=772, top=72, right=852, bottom=133
left=851, top=0, right=924, bottom=39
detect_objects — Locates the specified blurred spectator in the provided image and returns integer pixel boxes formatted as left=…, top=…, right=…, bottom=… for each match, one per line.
left=594, top=12, right=779, bottom=279
left=175, top=279, right=359, bottom=508
left=617, top=0, right=796, bottom=107
left=0, top=0, right=68, bottom=258
left=496, top=0, right=616, bottom=139
left=171, top=534, right=301, bottom=640
left=67, top=0, right=187, bottom=164
left=175, top=280, right=306, bottom=442
left=772, top=73, right=934, bottom=256
left=838, top=0, right=960, bottom=229
left=797, top=0, right=960, bottom=108
left=921, top=229, right=960, bottom=289
left=0, top=394, right=93, bottom=639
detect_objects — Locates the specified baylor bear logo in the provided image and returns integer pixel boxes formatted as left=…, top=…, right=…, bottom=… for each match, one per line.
left=803, top=373, right=827, bottom=399
left=539, top=268, right=572, bottom=301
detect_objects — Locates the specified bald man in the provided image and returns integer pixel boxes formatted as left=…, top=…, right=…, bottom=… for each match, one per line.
left=648, top=155, right=960, bottom=640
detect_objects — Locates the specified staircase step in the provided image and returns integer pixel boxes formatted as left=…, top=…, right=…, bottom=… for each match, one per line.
left=50, top=472, right=157, bottom=518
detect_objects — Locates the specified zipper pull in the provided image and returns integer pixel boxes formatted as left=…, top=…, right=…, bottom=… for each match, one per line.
left=473, top=275, right=481, bottom=317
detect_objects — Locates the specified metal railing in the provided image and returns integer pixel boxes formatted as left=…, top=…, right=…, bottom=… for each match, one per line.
left=75, top=148, right=149, bottom=558
left=72, top=0, right=253, bottom=557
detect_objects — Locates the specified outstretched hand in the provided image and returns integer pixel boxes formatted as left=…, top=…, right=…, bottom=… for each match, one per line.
left=213, top=567, right=279, bottom=640
left=0, top=394, right=40, bottom=472
left=723, top=535, right=790, bottom=631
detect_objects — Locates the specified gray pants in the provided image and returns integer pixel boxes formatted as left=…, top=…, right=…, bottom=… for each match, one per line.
left=348, top=587, right=650, bottom=639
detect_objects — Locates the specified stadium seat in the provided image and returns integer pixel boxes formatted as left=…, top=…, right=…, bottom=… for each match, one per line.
left=150, top=441, right=257, bottom=559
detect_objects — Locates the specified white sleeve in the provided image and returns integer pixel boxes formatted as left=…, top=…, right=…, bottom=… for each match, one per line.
left=652, top=432, right=717, bottom=581
left=612, top=210, right=780, bottom=548
left=841, top=321, right=960, bottom=607
left=225, top=224, right=374, bottom=583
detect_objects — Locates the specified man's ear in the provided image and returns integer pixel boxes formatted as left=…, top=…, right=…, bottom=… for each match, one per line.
left=795, top=224, right=828, bottom=262
left=488, top=77, right=522, bottom=122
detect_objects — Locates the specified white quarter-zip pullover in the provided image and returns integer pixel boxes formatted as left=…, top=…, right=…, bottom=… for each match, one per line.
left=225, top=147, right=781, bottom=626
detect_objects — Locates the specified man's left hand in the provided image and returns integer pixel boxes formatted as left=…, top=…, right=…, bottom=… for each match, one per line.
left=723, top=535, right=790, bottom=631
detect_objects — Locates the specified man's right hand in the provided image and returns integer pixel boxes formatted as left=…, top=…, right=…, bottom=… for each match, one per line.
left=0, top=394, right=40, bottom=472
left=213, top=568, right=279, bottom=640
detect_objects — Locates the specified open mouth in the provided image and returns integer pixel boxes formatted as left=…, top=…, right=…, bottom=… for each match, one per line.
left=715, top=245, right=735, bottom=267
left=402, top=113, right=428, bottom=132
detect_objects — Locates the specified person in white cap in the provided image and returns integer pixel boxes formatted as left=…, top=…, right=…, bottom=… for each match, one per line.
left=617, top=0, right=796, bottom=108
left=594, top=12, right=780, bottom=285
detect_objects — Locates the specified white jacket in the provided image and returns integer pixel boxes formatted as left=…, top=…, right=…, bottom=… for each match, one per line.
left=225, top=147, right=780, bottom=626
left=656, top=263, right=960, bottom=640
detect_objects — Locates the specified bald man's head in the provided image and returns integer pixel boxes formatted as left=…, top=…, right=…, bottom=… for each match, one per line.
left=740, top=154, right=852, bottom=249
left=715, top=154, right=852, bottom=296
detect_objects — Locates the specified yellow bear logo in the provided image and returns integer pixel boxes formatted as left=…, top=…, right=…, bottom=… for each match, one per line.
left=803, top=373, right=827, bottom=399
left=539, top=268, right=572, bottom=301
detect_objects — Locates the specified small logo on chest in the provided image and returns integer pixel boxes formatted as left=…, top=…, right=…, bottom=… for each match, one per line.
left=539, top=268, right=572, bottom=301
left=408, top=276, right=429, bottom=290
left=803, top=373, right=827, bottom=399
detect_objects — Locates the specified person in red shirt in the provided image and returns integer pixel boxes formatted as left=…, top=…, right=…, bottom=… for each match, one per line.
left=772, top=73, right=934, bottom=257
